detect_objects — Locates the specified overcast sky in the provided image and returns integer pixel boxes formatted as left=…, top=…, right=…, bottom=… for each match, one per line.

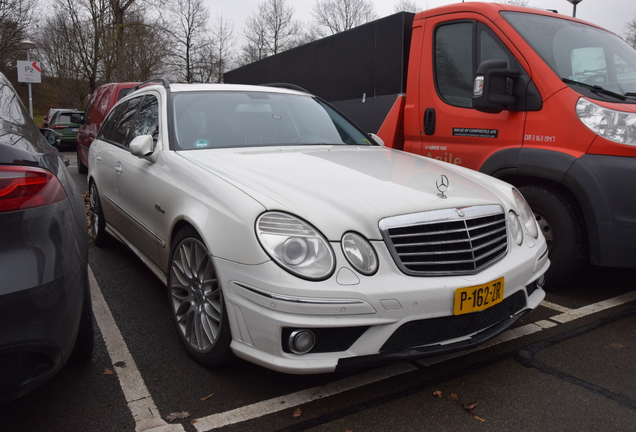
left=205, top=0, right=635, bottom=45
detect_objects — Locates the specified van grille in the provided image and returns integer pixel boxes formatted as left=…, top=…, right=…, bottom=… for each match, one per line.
left=379, top=205, right=508, bottom=276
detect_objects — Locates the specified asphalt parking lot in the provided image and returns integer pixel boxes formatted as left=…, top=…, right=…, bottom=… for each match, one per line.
left=1, top=152, right=635, bottom=431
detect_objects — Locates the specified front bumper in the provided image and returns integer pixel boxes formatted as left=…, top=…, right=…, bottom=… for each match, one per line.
left=219, top=239, right=549, bottom=374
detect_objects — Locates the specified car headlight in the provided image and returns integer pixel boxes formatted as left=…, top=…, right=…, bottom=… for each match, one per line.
left=576, top=97, right=636, bottom=146
left=512, top=188, right=538, bottom=239
left=507, top=211, right=524, bottom=246
left=342, top=232, right=378, bottom=276
left=256, top=212, right=335, bottom=281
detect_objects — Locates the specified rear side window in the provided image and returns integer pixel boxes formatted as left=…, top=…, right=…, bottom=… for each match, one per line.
left=98, top=96, right=142, bottom=146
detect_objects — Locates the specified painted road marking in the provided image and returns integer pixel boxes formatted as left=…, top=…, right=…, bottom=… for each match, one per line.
left=540, top=300, right=572, bottom=313
left=89, top=266, right=636, bottom=431
left=89, top=268, right=185, bottom=432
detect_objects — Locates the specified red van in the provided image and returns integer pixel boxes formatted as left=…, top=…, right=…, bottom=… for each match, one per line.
left=77, top=82, right=139, bottom=173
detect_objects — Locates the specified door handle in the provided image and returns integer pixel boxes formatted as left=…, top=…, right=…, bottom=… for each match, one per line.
left=424, top=108, right=436, bottom=135
left=95, top=153, right=101, bottom=163
left=115, top=162, right=123, bottom=174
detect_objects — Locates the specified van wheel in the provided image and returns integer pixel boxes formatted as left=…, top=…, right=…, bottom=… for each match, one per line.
left=167, top=227, right=234, bottom=367
left=77, top=152, right=88, bottom=174
left=89, top=182, right=109, bottom=247
left=518, top=185, right=588, bottom=290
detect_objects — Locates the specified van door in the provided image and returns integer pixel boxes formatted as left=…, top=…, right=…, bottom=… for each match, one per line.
left=407, top=14, right=530, bottom=172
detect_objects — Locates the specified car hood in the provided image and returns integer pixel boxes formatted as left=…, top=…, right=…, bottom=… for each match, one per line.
left=178, top=146, right=509, bottom=240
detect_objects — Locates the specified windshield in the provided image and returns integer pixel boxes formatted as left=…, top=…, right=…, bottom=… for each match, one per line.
left=503, top=12, right=636, bottom=99
left=172, top=91, right=374, bottom=150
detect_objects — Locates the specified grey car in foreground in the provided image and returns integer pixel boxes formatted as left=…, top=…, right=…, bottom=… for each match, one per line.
left=0, top=73, right=94, bottom=404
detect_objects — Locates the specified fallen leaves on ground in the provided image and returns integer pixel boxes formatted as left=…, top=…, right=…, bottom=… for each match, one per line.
left=292, top=408, right=302, bottom=418
left=432, top=390, right=443, bottom=398
left=166, top=412, right=191, bottom=422
left=102, top=368, right=114, bottom=375
left=449, top=393, right=484, bottom=421
left=200, top=393, right=214, bottom=401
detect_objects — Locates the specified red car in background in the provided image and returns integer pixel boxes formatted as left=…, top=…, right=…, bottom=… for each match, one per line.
left=76, top=82, right=139, bottom=173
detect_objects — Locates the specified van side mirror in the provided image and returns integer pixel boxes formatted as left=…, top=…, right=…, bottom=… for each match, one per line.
left=71, top=112, right=85, bottom=125
left=472, top=59, right=519, bottom=114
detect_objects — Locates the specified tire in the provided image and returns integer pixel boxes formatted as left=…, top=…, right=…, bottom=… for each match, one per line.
left=77, top=151, right=87, bottom=174
left=518, top=185, right=588, bottom=290
left=167, top=227, right=234, bottom=367
left=89, top=182, right=109, bottom=247
left=70, top=275, right=95, bottom=361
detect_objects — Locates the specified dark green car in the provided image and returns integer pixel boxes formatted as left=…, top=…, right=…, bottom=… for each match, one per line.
left=49, top=109, right=84, bottom=150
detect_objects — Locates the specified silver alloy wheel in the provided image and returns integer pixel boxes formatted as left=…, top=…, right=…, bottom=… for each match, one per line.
left=169, top=237, right=223, bottom=354
left=89, top=184, right=100, bottom=239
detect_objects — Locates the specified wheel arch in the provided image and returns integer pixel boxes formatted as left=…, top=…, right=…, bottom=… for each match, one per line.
left=480, top=148, right=610, bottom=266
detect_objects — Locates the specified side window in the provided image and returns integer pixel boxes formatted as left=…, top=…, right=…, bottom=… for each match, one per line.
left=435, top=22, right=474, bottom=108
left=98, top=104, right=123, bottom=142
left=130, top=95, right=159, bottom=144
left=435, top=21, right=521, bottom=108
left=109, top=96, right=142, bottom=146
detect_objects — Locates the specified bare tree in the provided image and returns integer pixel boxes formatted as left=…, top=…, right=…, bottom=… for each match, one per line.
left=312, top=0, right=376, bottom=35
left=393, top=0, right=421, bottom=14
left=242, top=0, right=300, bottom=63
left=163, top=0, right=210, bottom=83
left=0, top=0, right=36, bottom=75
left=37, top=0, right=112, bottom=106
left=625, top=17, right=636, bottom=49
left=117, top=9, right=173, bottom=81
left=209, top=15, right=236, bottom=83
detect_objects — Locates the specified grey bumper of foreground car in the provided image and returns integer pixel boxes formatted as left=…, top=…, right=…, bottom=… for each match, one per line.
left=0, top=200, right=88, bottom=404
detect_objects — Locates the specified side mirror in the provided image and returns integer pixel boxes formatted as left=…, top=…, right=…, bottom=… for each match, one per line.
left=40, top=128, right=61, bottom=148
left=472, top=59, right=519, bottom=114
left=70, top=113, right=85, bottom=125
left=368, top=133, right=385, bottom=146
left=130, top=135, right=154, bottom=157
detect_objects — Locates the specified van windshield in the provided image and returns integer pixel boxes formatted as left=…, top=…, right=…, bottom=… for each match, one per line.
left=502, top=12, right=636, bottom=99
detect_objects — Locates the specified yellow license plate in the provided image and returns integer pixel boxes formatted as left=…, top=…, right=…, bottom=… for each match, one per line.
left=453, top=277, right=505, bottom=315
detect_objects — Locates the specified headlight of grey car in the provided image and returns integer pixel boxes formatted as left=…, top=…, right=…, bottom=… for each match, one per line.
left=256, top=212, right=336, bottom=281
left=512, top=188, right=538, bottom=239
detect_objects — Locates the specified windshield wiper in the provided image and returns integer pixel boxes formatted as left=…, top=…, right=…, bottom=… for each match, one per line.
left=562, top=78, right=627, bottom=101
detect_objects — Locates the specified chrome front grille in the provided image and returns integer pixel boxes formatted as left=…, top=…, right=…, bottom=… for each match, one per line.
left=379, top=205, right=508, bottom=276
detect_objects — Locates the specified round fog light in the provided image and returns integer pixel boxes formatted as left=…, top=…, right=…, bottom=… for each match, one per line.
left=288, top=330, right=315, bottom=354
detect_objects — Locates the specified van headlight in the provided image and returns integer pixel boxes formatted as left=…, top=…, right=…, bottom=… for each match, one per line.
left=576, top=98, right=636, bottom=146
left=512, top=188, right=538, bottom=239
left=257, top=212, right=335, bottom=280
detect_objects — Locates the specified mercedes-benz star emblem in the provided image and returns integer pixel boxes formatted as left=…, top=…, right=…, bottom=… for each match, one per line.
left=436, top=174, right=449, bottom=199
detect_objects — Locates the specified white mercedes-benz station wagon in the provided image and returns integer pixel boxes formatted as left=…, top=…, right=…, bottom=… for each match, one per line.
left=88, top=78, right=549, bottom=374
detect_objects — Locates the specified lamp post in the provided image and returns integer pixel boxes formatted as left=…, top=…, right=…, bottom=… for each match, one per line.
left=20, top=40, right=37, bottom=118
left=566, top=0, right=583, bottom=18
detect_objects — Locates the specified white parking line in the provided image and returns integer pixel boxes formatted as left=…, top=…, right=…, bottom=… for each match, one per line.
left=192, top=363, right=416, bottom=431
left=89, top=266, right=636, bottom=432
left=89, top=267, right=185, bottom=432
left=540, top=300, right=572, bottom=313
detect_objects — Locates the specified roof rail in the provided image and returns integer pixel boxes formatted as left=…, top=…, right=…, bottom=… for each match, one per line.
left=131, top=77, right=171, bottom=93
left=261, top=83, right=310, bottom=94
